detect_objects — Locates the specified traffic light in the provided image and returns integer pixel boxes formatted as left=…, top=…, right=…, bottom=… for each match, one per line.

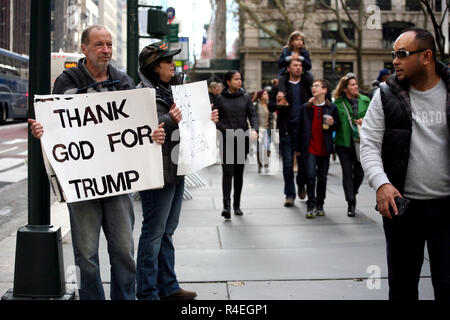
left=147, top=9, right=168, bottom=38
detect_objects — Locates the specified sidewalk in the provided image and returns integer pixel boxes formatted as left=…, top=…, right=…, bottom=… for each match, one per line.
left=0, top=156, right=434, bottom=299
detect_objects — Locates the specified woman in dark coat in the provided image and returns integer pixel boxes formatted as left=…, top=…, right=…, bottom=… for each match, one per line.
left=214, top=70, right=258, bottom=219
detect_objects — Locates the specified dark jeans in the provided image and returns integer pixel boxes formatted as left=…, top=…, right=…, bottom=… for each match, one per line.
left=222, top=163, right=245, bottom=207
left=304, top=152, right=330, bottom=207
left=279, top=135, right=304, bottom=199
left=136, top=180, right=185, bottom=300
left=383, top=196, right=450, bottom=300
left=335, top=145, right=364, bottom=204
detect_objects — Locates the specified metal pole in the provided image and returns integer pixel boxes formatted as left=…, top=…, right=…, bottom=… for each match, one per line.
left=127, top=0, right=139, bottom=84
left=27, top=0, right=51, bottom=227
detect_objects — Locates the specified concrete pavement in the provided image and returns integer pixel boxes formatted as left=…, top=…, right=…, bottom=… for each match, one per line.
left=0, top=155, right=435, bottom=300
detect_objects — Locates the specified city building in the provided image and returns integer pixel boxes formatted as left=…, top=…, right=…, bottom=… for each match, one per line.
left=0, top=0, right=31, bottom=55
left=238, top=0, right=445, bottom=92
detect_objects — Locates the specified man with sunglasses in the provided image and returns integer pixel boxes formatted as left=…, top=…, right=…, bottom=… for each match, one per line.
left=360, top=27, right=450, bottom=300
left=29, top=25, right=165, bottom=300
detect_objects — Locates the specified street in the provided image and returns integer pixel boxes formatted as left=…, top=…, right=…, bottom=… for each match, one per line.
left=0, top=123, right=28, bottom=242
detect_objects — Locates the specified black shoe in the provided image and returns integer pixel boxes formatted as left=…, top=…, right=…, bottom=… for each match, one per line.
left=347, top=202, right=356, bottom=217
left=234, top=208, right=243, bottom=216
left=222, top=209, right=231, bottom=219
left=222, top=199, right=231, bottom=219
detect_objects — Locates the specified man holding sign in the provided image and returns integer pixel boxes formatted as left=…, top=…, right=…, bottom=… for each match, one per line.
left=29, top=25, right=165, bottom=300
left=135, top=42, right=219, bottom=300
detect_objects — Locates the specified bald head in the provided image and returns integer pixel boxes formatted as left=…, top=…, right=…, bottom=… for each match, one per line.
left=396, top=27, right=437, bottom=61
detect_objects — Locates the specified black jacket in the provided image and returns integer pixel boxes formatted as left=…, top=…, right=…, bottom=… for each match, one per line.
left=269, top=74, right=312, bottom=143
left=214, top=89, right=258, bottom=133
left=380, top=61, right=450, bottom=194
left=295, top=100, right=340, bottom=155
left=137, top=70, right=184, bottom=185
left=52, top=58, right=135, bottom=94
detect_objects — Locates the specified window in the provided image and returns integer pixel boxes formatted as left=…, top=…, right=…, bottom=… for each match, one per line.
left=315, top=0, right=331, bottom=9
left=435, top=0, right=442, bottom=12
left=268, top=0, right=284, bottom=8
left=382, top=21, right=414, bottom=48
left=323, top=61, right=353, bottom=90
left=344, top=0, right=360, bottom=10
left=405, top=0, right=421, bottom=11
left=262, top=61, right=279, bottom=83
left=376, top=0, right=392, bottom=10
left=322, top=21, right=355, bottom=49
left=259, top=21, right=289, bottom=48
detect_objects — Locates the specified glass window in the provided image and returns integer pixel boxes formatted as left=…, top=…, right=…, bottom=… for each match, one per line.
left=405, top=0, right=422, bottom=11
left=315, top=0, right=331, bottom=9
left=382, top=21, right=414, bottom=48
left=322, top=21, right=355, bottom=49
left=435, top=0, right=442, bottom=11
left=323, top=61, right=353, bottom=90
left=259, top=21, right=290, bottom=48
left=344, top=0, right=360, bottom=10
left=376, top=0, right=392, bottom=10
left=268, top=0, right=284, bottom=8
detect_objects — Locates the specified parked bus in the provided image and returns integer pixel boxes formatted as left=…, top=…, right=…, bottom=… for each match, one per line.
left=51, top=51, right=84, bottom=90
left=0, top=48, right=29, bottom=124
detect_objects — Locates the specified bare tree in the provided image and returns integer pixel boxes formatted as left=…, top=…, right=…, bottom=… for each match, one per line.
left=234, top=0, right=313, bottom=46
left=419, top=0, right=450, bottom=61
left=320, top=0, right=365, bottom=87
left=213, top=0, right=227, bottom=59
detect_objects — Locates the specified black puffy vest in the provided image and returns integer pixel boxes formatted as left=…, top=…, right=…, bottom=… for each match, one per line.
left=379, top=62, right=450, bottom=194
left=379, top=83, right=412, bottom=194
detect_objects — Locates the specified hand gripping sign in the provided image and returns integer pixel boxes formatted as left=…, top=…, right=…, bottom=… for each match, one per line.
left=172, top=80, right=217, bottom=175
left=34, top=88, right=164, bottom=203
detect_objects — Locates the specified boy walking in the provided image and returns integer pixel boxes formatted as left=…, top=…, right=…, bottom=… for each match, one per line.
left=296, top=80, right=340, bottom=218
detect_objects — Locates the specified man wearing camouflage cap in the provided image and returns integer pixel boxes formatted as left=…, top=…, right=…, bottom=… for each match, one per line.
left=135, top=42, right=219, bottom=300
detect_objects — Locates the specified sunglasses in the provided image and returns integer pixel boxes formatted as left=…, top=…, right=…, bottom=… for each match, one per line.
left=161, top=56, right=174, bottom=63
left=391, top=48, right=429, bottom=60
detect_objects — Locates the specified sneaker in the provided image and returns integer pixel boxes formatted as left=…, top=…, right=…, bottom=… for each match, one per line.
left=315, top=204, right=325, bottom=216
left=284, top=197, right=295, bottom=207
left=298, top=185, right=306, bottom=200
left=306, top=204, right=315, bottom=219
left=160, top=288, right=197, bottom=300
left=347, top=202, right=356, bottom=217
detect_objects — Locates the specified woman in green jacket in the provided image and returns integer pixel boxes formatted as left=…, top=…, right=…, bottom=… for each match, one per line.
left=333, top=73, right=370, bottom=217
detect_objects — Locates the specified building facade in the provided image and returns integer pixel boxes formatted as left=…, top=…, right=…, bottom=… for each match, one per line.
left=0, top=0, right=31, bottom=55
left=239, top=0, right=445, bottom=92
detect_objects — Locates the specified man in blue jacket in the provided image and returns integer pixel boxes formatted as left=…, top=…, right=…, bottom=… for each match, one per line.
left=269, top=59, right=312, bottom=207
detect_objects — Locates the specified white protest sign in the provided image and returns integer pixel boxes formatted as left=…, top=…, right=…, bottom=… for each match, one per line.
left=172, top=80, right=217, bottom=175
left=34, top=88, right=164, bottom=203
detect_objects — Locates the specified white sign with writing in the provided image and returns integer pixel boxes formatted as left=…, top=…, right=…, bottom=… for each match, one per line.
left=172, top=81, right=217, bottom=175
left=34, top=88, right=164, bottom=203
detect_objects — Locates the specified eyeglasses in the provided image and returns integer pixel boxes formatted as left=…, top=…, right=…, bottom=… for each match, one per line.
left=391, top=48, right=429, bottom=60
left=312, top=84, right=324, bottom=88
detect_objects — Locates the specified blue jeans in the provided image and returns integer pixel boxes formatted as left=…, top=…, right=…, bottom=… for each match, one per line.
left=279, top=135, right=303, bottom=199
left=136, top=179, right=185, bottom=300
left=68, top=194, right=136, bottom=300
left=304, top=152, right=330, bottom=207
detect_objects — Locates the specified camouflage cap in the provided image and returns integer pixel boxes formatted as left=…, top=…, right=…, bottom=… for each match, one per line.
left=139, top=41, right=181, bottom=70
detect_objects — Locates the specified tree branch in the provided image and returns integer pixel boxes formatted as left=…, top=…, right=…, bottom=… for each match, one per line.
left=273, top=0, right=293, bottom=32
left=234, top=0, right=285, bottom=46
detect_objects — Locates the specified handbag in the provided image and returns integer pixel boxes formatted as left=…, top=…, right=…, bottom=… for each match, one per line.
left=343, top=101, right=361, bottom=162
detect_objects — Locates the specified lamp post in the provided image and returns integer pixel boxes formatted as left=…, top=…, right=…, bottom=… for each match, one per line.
left=2, top=0, right=74, bottom=300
